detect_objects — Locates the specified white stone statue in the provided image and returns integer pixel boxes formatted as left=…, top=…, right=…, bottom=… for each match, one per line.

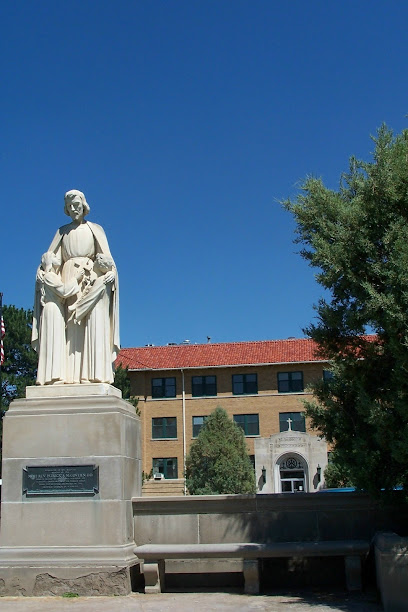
left=32, top=190, right=120, bottom=385
left=34, top=252, right=84, bottom=385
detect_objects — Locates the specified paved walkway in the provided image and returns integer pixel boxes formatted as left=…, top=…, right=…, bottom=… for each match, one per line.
left=0, top=591, right=382, bottom=611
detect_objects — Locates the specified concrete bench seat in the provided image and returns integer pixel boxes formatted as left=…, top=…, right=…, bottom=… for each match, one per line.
left=134, top=540, right=370, bottom=594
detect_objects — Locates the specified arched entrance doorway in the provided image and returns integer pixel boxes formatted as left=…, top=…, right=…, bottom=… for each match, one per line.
left=276, top=453, right=308, bottom=493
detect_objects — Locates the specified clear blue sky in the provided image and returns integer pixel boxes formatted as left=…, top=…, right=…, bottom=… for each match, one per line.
left=2, top=1, right=408, bottom=348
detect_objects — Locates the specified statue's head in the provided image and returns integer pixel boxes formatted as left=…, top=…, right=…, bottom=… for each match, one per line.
left=64, top=189, right=90, bottom=220
left=95, top=253, right=113, bottom=272
left=41, top=251, right=59, bottom=272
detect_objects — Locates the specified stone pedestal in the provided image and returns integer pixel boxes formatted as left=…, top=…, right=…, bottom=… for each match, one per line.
left=0, top=384, right=141, bottom=596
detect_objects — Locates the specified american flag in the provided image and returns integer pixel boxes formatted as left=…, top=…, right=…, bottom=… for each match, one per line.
left=0, top=315, right=5, bottom=366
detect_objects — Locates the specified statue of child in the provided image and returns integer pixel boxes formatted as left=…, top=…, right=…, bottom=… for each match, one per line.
left=68, top=253, right=114, bottom=322
left=35, top=252, right=84, bottom=385
left=68, top=253, right=116, bottom=384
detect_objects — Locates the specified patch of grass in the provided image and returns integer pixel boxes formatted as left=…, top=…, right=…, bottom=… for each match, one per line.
left=62, top=592, right=79, bottom=598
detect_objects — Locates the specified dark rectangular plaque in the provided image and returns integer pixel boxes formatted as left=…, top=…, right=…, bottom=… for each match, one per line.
left=23, top=465, right=99, bottom=497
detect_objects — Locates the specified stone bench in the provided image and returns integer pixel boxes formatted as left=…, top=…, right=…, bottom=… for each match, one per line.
left=134, top=540, right=370, bottom=594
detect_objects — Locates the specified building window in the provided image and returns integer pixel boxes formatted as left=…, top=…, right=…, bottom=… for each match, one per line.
left=233, top=414, right=260, bottom=436
left=192, top=375, right=217, bottom=397
left=279, top=412, right=306, bottom=432
left=277, top=371, right=303, bottom=393
left=152, top=377, right=176, bottom=398
left=152, top=417, right=177, bottom=439
left=323, top=370, right=334, bottom=382
left=152, top=457, right=178, bottom=479
left=192, top=416, right=208, bottom=437
left=249, top=454, right=256, bottom=471
left=232, top=373, right=258, bottom=395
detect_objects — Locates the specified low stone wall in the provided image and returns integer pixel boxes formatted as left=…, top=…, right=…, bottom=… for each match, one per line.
left=133, top=492, right=408, bottom=588
left=133, top=492, right=408, bottom=546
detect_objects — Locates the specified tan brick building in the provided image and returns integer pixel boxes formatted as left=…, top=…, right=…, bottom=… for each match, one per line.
left=117, top=338, right=331, bottom=494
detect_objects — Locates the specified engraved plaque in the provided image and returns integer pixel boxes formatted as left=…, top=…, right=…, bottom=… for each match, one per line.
left=23, top=465, right=99, bottom=497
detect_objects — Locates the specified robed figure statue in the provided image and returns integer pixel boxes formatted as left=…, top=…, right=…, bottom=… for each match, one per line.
left=32, top=189, right=120, bottom=385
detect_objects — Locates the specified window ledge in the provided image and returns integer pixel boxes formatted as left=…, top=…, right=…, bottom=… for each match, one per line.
left=148, top=397, right=178, bottom=401
left=191, top=395, right=218, bottom=399
left=151, top=438, right=178, bottom=441
left=232, top=393, right=259, bottom=397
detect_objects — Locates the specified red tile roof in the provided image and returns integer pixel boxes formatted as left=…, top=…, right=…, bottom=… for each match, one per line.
left=116, top=338, right=326, bottom=371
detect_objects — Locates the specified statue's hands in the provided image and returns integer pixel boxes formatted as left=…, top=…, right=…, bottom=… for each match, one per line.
left=84, top=258, right=93, bottom=272
left=104, top=271, right=115, bottom=285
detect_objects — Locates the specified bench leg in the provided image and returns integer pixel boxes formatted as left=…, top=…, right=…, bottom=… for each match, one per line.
left=243, top=559, right=260, bottom=594
left=143, top=559, right=166, bottom=594
left=345, top=555, right=362, bottom=591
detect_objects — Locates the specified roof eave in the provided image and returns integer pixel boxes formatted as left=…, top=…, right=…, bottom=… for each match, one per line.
left=126, top=359, right=328, bottom=372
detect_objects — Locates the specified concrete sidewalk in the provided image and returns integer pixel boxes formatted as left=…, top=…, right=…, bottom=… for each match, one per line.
left=0, top=591, right=382, bottom=611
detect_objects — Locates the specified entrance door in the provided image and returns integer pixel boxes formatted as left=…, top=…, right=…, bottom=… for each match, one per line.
left=278, top=456, right=307, bottom=492
left=280, top=477, right=305, bottom=493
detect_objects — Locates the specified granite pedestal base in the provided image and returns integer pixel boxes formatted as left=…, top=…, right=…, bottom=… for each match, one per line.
left=0, top=385, right=141, bottom=596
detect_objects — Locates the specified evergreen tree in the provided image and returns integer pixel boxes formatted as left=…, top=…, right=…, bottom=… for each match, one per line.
left=113, top=363, right=139, bottom=413
left=284, top=125, right=408, bottom=497
left=113, top=363, right=131, bottom=398
left=324, top=450, right=353, bottom=489
left=185, top=406, right=256, bottom=495
left=1, top=304, right=37, bottom=409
